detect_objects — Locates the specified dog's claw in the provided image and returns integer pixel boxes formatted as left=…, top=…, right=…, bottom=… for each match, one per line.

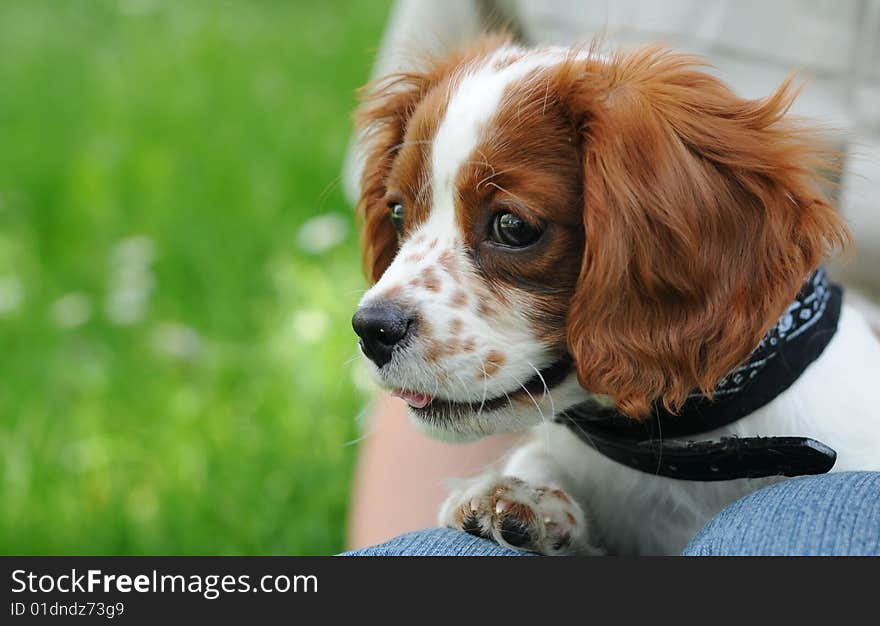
left=499, top=517, right=532, bottom=547
left=461, top=513, right=482, bottom=536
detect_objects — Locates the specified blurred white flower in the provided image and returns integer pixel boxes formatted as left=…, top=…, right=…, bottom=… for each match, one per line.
left=51, top=292, right=93, bottom=328
left=151, top=321, right=203, bottom=361
left=291, top=308, right=329, bottom=345
left=110, top=235, right=156, bottom=267
left=105, top=235, right=156, bottom=325
left=0, top=275, right=23, bottom=315
left=296, top=213, right=348, bottom=254
left=105, top=283, right=152, bottom=325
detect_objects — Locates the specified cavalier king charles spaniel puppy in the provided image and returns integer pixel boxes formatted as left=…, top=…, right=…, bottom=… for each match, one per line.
left=350, top=38, right=880, bottom=555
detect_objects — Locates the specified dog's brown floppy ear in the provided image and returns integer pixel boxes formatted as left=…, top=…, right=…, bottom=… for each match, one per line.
left=355, top=36, right=512, bottom=283
left=354, top=72, right=426, bottom=284
left=561, top=47, right=850, bottom=418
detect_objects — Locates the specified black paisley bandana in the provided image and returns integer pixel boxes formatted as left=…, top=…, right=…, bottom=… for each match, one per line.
left=696, top=267, right=836, bottom=404
left=557, top=268, right=842, bottom=481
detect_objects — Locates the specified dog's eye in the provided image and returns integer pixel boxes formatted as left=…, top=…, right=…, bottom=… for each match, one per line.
left=388, top=201, right=405, bottom=233
left=489, top=211, right=542, bottom=248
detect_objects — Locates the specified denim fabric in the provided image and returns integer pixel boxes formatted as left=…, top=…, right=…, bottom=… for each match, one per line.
left=342, top=472, right=880, bottom=556
left=682, top=472, right=880, bottom=556
left=340, top=527, right=531, bottom=556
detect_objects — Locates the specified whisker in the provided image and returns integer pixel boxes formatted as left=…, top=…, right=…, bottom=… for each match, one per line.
left=542, top=73, right=551, bottom=115
left=342, top=351, right=365, bottom=368
left=375, top=139, right=434, bottom=163
left=316, top=174, right=343, bottom=211
left=476, top=167, right=519, bottom=190
left=526, top=360, right=554, bottom=452
left=341, top=431, right=373, bottom=447
left=509, top=369, right=547, bottom=435
left=526, top=361, right=551, bottom=403
left=563, top=414, right=599, bottom=450
left=485, top=181, right=529, bottom=206
left=475, top=354, right=491, bottom=422
left=414, top=170, right=433, bottom=207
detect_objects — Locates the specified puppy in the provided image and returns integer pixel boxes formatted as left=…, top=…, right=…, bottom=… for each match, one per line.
left=351, top=39, right=880, bottom=555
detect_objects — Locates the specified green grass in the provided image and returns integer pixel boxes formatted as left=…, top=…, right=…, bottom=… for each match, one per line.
left=0, top=0, right=390, bottom=554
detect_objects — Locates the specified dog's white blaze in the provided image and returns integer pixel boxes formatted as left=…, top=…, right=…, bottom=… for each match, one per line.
left=427, top=47, right=570, bottom=241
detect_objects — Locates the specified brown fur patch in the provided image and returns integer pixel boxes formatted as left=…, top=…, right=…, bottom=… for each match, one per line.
left=502, top=501, right=536, bottom=526
left=424, top=336, right=460, bottom=364
left=492, top=50, right=524, bottom=71
left=416, top=315, right=432, bottom=337
left=437, top=249, right=461, bottom=280
left=484, top=350, right=506, bottom=376
left=550, top=489, right=572, bottom=504
left=450, top=290, right=468, bottom=308
left=448, top=318, right=463, bottom=336
left=424, top=343, right=441, bottom=364
left=381, top=284, right=403, bottom=300
left=422, top=267, right=442, bottom=292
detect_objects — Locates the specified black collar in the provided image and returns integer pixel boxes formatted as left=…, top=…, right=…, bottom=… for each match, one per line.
left=556, top=269, right=841, bottom=481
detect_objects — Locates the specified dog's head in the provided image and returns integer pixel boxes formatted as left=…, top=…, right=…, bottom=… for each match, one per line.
left=351, top=39, right=849, bottom=439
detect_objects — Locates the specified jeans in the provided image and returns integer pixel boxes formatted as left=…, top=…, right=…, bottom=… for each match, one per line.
left=342, top=472, right=880, bottom=556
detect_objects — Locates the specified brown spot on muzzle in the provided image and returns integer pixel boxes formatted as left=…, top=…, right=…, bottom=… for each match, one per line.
left=483, top=350, right=506, bottom=376
left=437, top=249, right=461, bottom=281
left=381, top=284, right=403, bottom=300
left=450, top=290, right=468, bottom=308
left=448, top=318, right=463, bottom=336
left=422, top=267, right=442, bottom=292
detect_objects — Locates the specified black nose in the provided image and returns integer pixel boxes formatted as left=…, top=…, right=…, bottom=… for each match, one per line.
left=352, top=304, right=414, bottom=367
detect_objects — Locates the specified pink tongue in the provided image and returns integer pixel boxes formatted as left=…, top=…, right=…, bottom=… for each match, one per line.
left=392, top=390, right=433, bottom=409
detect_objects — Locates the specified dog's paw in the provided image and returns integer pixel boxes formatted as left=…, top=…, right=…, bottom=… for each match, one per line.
left=438, top=475, right=598, bottom=555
